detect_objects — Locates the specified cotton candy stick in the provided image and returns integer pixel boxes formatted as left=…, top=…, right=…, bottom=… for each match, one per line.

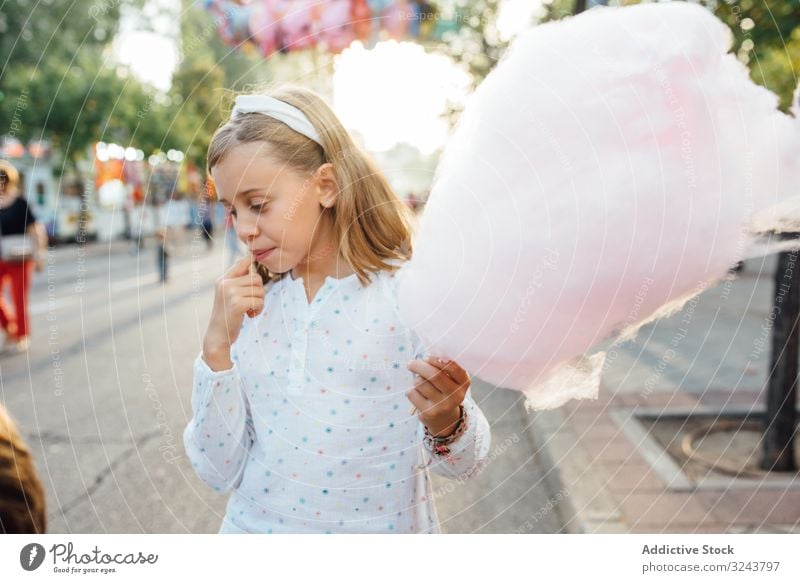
left=245, top=260, right=259, bottom=318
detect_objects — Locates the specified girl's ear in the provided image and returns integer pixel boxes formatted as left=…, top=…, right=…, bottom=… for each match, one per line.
left=314, top=163, right=338, bottom=208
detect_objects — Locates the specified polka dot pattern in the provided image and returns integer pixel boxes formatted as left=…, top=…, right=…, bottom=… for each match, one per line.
left=185, top=266, right=492, bottom=533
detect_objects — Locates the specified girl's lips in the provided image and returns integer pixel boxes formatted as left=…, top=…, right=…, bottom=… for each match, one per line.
left=253, top=248, right=276, bottom=262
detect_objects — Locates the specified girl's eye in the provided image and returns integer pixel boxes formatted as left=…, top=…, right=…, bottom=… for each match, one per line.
left=250, top=203, right=267, bottom=213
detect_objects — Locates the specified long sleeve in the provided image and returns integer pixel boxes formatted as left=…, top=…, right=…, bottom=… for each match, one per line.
left=419, top=389, right=492, bottom=481
left=183, top=353, right=256, bottom=493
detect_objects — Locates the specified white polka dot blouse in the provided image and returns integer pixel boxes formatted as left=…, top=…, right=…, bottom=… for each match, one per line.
left=184, top=265, right=492, bottom=533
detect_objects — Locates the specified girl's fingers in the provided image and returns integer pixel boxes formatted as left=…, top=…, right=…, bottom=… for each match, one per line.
left=242, top=280, right=265, bottom=298
left=408, top=359, right=459, bottom=393
left=427, top=356, right=469, bottom=386
left=424, top=357, right=470, bottom=400
left=412, top=379, right=442, bottom=401
left=233, top=293, right=264, bottom=313
left=220, top=278, right=263, bottom=305
left=230, top=273, right=264, bottom=288
left=419, top=382, right=463, bottom=413
left=225, top=279, right=266, bottom=298
left=225, top=255, right=254, bottom=278
left=226, top=294, right=264, bottom=310
left=405, top=387, right=430, bottom=413
left=243, top=299, right=265, bottom=311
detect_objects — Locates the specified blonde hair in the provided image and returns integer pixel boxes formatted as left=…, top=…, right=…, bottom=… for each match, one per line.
left=207, top=84, right=415, bottom=287
left=0, top=404, right=47, bottom=533
left=0, top=159, right=20, bottom=190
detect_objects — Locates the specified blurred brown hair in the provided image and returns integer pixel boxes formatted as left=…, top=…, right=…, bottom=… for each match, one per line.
left=206, top=84, right=415, bottom=287
left=0, top=404, right=46, bottom=533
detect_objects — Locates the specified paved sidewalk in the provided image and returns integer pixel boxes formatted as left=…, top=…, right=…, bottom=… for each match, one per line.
left=49, top=228, right=204, bottom=260
left=528, top=255, right=800, bottom=533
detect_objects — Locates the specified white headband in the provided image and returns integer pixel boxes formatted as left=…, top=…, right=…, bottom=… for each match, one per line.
left=231, top=94, right=323, bottom=147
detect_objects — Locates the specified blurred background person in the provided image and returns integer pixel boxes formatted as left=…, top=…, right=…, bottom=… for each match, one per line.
left=0, top=160, right=47, bottom=353
left=155, top=227, right=171, bottom=283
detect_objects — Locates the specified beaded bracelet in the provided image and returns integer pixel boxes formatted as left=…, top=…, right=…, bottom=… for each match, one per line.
left=423, top=405, right=468, bottom=465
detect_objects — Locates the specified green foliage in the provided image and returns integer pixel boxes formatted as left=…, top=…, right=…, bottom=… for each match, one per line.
left=711, top=0, right=800, bottom=110
left=422, top=0, right=514, bottom=126
left=165, top=0, right=270, bottom=169
left=0, top=0, right=135, bottom=70
left=431, top=0, right=510, bottom=88
left=0, top=0, right=256, bottom=172
left=168, top=52, right=227, bottom=171
left=0, top=0, right=163, bottom=169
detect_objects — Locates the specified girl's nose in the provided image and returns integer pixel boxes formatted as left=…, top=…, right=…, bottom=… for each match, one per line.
left=235, top=213, right=259, bottom=238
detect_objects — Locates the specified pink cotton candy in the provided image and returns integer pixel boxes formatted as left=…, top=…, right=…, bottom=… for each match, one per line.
left=396, top=2, right=800, bottom=411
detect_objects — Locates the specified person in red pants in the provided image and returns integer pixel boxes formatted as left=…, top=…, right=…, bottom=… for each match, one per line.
left=0, top=160, right=46, bottom=354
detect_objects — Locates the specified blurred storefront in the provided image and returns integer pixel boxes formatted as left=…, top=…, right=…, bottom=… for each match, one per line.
left=1, top=135, right=205, bottom=243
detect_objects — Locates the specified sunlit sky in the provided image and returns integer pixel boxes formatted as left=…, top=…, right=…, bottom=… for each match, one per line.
left=114, top=0, right=544, bottom=154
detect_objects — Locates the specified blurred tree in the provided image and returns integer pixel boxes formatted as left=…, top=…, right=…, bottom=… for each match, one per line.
left=431, top=0, right=509, bottom=88
left=169, top=52, right=227, bottom=172
left=166, top=0, right=271, bottom=170
left=0, top=0, right=142, bottom=71
left=421, top=0, right=514, bottom=127
left=0, top=0, right=160, bottom=173
left=0, top=0, right=189, bottom=245
left=539, top=0, right=580, bottom=22
left=1, top=49, right=180, bottom=174
left=711, top=0, right=800, bottom=111
left=0, top=0, right=246, bottom=183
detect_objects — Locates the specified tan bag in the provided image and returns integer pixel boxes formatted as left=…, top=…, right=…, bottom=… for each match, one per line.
left=0, top=234, right=35, bottom=262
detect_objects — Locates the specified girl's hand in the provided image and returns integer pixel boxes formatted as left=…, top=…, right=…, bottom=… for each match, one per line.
left=406, top=357, right=470, bottom=437
left=202, top=255, right=265, bottom=371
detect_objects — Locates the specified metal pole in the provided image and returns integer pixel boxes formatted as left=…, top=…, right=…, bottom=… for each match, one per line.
left=761, top=235, right=799, bottom=472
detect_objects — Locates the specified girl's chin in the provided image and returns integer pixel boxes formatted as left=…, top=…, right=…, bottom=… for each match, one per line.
left=259, top=257, right=293, bottom=274
left=254, top=249, right=284, bottom=267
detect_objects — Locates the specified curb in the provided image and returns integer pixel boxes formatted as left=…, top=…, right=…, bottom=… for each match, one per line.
left=524, top=404, right=629, bottom=533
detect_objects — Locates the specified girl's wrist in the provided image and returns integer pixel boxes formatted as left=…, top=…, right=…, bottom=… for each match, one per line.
left=202, top=338, right=233, bottom=372
left=423, top=405, right=468, bottom=462
left=422, top=405, right=463, bottom=437
left=202, top=352, right=233, bottom=372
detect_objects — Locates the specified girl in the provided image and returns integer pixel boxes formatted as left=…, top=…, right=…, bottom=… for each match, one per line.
left=183, top=85, right=492, bottom=534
